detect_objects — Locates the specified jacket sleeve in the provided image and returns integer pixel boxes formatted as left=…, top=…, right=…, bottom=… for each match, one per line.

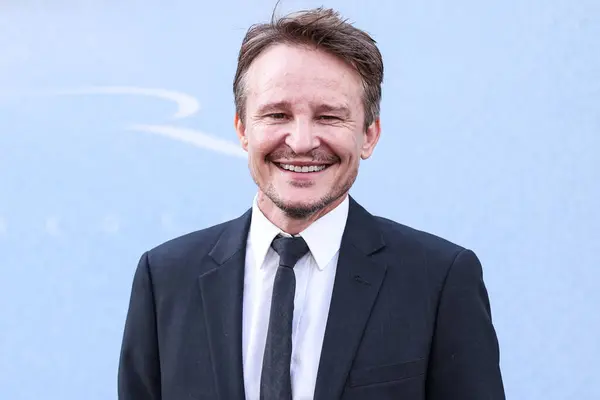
left=118, top=252, right=162, bottom=399
left=426, top=249, right=506, bottom=399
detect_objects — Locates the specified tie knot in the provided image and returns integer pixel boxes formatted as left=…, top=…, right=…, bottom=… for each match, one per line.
left=271, top=235, right=309, bottom=268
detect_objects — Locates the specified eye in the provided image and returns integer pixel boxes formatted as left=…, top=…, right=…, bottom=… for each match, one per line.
left=266, top=113, right=287, bottom=119
left=319, top=115, right=340, bottom=121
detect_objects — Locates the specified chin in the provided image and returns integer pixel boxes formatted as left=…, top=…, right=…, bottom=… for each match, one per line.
left=276, top=200, right=326, bottom=220
left=267, top=187, right=341, bottom=220
left=278, top=188, right=327, bottom=206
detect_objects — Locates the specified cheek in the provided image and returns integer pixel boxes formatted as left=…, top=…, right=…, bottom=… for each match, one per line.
left=247, top=137, right=279, bottom=176
left=247, top=126, right=281, bottom=155
left=326, top=133, right=362, bottom=162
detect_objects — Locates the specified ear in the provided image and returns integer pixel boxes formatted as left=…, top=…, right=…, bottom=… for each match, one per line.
left=234, top=113, right=249, bottom=151
left=360, top=118, right=381, bottom=160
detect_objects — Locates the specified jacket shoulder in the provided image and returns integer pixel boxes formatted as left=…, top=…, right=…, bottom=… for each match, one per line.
left=143, top=216, right=241, bottom=274
left=373, top=215, right=468, bottom=269
left=375, top=216, right=465, bottom=250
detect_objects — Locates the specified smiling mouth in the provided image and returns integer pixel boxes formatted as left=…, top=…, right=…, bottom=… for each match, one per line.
left=273, top=162, right=331, bottom=173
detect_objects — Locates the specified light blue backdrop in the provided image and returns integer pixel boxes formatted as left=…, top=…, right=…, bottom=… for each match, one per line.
left=1, top=1, right=598, bottom=399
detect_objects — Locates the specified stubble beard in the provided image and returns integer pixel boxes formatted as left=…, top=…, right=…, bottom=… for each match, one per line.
left=262, top=167, right=358, bottom=220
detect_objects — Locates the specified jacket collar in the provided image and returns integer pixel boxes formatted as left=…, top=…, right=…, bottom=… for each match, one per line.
left=248, top=194, right=350, bottom=271
left=199, top=195, right=386, bottom=399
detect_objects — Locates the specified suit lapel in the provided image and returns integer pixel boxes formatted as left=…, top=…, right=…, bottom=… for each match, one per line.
left=198, top=210, right=252, bottom=400
left=314, top=197, right=387, bottom=400
left=195, top=198, right=386, bottom=399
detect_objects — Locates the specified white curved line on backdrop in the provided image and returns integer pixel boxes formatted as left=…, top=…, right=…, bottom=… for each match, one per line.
left=129, top=124, right=247, bottom=159
left=3, top=85, right=247, bottom=159
left=51, top=86, right=201, bottom=119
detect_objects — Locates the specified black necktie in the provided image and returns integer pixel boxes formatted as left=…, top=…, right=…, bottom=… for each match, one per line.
left=260, top=235, right=310, bottom=400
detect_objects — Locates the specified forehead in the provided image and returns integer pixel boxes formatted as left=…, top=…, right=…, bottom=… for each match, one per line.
left=244, top=44, right=364, bottom=109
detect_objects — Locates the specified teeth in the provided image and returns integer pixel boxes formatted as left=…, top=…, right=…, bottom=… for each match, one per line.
left=279, top=163, right=328, bottom=173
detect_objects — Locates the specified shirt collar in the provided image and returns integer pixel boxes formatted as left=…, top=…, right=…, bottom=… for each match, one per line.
left=248, top=194, right=349, bottom=271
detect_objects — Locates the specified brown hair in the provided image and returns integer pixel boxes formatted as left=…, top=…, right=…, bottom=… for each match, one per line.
left=233, top=7, right=384, bottom=129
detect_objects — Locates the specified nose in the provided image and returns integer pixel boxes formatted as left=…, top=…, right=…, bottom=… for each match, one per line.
left=285, top=120, right=320, bottom=154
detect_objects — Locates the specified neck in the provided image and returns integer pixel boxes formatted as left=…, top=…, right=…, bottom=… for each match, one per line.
left=256, top=191, right=347, bottom=235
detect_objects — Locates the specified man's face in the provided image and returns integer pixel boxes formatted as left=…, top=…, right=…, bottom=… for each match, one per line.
left=235, top=43, right=380, bottom=220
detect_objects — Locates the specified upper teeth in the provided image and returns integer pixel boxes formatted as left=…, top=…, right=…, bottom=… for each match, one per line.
left=280, top=164, right=328, bottom=173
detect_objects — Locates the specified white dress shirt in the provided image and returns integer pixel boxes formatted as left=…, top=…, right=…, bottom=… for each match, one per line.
left=242, top=195, right=349, bottom=400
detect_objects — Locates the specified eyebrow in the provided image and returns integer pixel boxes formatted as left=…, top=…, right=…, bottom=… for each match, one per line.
left=256, top=101, right=293, bottom=115
left=256, top=101, right=351, bottom=118
left=316, top=103, right=351, bottom=118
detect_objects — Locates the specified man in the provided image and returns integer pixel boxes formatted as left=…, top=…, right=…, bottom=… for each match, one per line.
left=118, top=7, right=505, bottom=400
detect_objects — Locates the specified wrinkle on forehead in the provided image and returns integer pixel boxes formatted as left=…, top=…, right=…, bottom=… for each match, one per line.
left=245, top=44, right=364, bottom=111
left=254, top=70, right=356, bottom=96
left=249, top=77, right=363, bottom=119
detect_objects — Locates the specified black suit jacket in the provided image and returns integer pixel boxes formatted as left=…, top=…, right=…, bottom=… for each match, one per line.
left=118, top=197, right=505, bottom=399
